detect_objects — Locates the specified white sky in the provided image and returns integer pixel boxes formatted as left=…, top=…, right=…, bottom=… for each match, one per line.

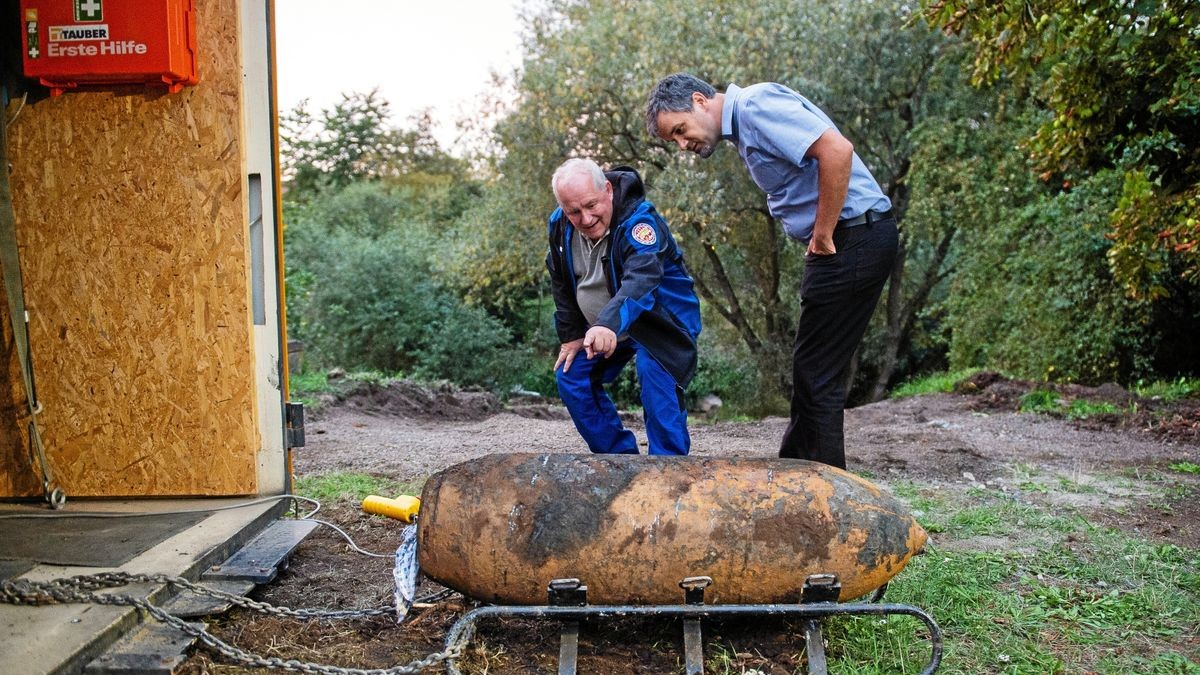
left=274, top=0, right=524, bottom=150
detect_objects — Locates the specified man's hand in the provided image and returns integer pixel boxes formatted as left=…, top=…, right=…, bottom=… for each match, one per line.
left=806, top=128, right=852, bottom=257
left=555, top=339, right=586, bottom=373
left=807, top=233, right=837, bottom=255
left=583, top=326, right=618, bottom=360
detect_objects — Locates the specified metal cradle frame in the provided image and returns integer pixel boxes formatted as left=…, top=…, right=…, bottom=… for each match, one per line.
left=444, top=573, right=942, bottom=675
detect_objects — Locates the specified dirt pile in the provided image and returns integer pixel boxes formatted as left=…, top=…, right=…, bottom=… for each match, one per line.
left=316, top=377, right=504, bottom=421
left=957, top=370, right=1200, bottom=444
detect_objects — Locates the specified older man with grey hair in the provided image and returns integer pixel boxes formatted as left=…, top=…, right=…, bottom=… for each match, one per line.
left=546, top=158, right=702, bottom=455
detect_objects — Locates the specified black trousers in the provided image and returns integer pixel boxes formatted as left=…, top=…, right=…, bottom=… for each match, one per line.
left=779, top=216, right=898, bottom=468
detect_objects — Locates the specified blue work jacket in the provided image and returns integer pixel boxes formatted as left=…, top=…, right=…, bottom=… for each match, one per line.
left=546, top=167, right=702, bottom=387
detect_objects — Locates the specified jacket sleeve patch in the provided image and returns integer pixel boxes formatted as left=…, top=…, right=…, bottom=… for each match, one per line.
left=630, top=223, right=658, bottom=247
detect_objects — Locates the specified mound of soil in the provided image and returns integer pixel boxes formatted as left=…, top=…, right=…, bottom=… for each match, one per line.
left=958, top=370, right=1200, bottom=444
left=317, top=378, right=504, bottom=422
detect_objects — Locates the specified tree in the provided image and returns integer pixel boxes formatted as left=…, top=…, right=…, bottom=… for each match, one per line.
left=921, top=0, right=1200, bottom=300
left=280, top=89, right=471, bottom=198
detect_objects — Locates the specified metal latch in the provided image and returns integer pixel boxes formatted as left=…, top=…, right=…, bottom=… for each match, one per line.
left=285, top=402, right=305, bottom=449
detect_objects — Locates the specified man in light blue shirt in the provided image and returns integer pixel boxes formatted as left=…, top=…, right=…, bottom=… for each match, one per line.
left=645, top=73, right=899, bottom=469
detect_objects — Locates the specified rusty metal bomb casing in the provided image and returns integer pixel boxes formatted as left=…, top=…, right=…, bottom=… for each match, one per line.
left=417, top=454, right=926, bottom=604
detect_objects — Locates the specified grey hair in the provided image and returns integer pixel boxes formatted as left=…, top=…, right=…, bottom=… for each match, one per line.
left=644, top=73, right=717, bottom=138
left=551, top=158, right=607, bottom=204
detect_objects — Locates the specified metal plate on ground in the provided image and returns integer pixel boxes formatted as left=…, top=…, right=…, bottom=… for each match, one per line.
left=202, top=519, right=318, bottom=584
left=83, top=621, right=204, bottom=674
left=161, top=579, right=257, bottom=618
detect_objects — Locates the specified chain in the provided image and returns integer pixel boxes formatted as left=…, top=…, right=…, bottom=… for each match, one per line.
left=1, top=573, right=465, bottom=674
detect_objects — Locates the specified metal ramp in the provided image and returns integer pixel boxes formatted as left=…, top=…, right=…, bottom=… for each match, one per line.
left=82, top=518, right=317, bottom=674
left=83, top=621, right=204, bottom=675
left=201, top=519, right=318, bottom=584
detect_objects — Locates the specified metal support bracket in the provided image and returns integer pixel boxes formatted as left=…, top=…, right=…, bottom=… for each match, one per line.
left=800, top=573, right=842, bottom=675
left=443, top=574, right=942, bottom=675
left=679, top=576, right=711, bottom=675
left=548, top=578, right=587, bottom=675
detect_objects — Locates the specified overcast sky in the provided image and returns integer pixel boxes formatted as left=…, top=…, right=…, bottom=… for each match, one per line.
left=274, top=0, right=524, bottom=150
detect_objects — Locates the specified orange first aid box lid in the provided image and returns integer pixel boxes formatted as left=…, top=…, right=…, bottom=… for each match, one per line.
left=20, top=0, right=198, bottom=96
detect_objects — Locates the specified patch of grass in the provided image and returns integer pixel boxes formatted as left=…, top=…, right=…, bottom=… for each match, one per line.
left=292, top=472, right=424, bottom=504
left=691, top=412, right=757, bottom=425
left=287, top=370, right=332, bottom=413
left=289, top=370, right=331, bottom=396
left=816, top=493, right=1200, bottom=674
left=346, top=370, right=394, bottom=386
left=1019, top=389, right=1064, bottom=414
left=1097, top=652, right=1200, bottom=674
left=827, top=550, right=1066, bottom=674
left=896, top=490, right=951, bottom=534
left=949, top=507, right=1007, bottom=536
left=890, top=368, right=983, bottom=399
left=1019, top=390, right=1122, bottom=420
left=1065, top=399, right=1118, bottom=419
left=1134, top=377, right=1200, bottom=402
left=887, top=481, right=919, bottom=500
left=1019, top=480, right=1050, bottom=493
left=1057, top=476, right=1100, bottom=494
left=1169, top=461, right=1200, bottom=475
left=703, top=641, right=744, bottom=674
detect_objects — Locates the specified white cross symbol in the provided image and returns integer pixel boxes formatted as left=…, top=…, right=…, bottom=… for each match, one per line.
left=79, top=0, right=101, bottom=18
left=28, top=46, right=39, bottom=58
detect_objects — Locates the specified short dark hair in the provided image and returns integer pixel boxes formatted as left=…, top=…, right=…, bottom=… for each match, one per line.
left=644, top=73, right=717, bottom=138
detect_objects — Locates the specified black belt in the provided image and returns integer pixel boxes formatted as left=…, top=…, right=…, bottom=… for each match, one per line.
left=838, top=209, right=894, bottom=228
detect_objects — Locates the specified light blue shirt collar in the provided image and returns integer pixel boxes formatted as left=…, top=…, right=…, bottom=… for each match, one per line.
left=721, top=83, right=740, bottom=139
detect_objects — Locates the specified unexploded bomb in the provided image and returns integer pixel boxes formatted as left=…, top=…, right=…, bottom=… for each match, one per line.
left=417, top=453, right=926, bottom=604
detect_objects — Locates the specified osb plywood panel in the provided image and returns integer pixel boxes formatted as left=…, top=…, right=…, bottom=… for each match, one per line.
left=0, top=282, right=38, bottom=497
left=0, top=0, right=259, bottom=497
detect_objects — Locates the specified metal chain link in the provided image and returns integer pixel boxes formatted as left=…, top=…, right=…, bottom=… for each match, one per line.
left=1, top=573, right=465, bottom=674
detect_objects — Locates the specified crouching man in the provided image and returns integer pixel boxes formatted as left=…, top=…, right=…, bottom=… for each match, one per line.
left=547, top=158, right=702, bottom=455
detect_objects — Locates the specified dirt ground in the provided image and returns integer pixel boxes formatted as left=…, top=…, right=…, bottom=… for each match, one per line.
left=180, top=374, right=1199, bottom=674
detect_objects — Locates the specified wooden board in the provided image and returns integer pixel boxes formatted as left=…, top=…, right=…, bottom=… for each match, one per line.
left=0, top=0, right=259, bottom=497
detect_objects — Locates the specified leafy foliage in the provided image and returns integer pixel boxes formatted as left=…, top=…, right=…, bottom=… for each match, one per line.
left=278, top=94, right=532, bottom=391
left=921, top=0, right=1200, bottom=300
left=281, top=90, right=470, bottom=199
left=285, top=181, right=532, bottom=390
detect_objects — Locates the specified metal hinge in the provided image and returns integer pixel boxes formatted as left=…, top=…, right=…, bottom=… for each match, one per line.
left=285, top=402, right=305, bottom=449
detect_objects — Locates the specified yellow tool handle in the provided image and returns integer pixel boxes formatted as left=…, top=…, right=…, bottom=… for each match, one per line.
left=362, top=495, right=421, bottom=523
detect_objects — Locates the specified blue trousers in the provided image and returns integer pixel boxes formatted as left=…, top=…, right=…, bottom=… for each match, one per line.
left=556, top=341, right=690, bottom=455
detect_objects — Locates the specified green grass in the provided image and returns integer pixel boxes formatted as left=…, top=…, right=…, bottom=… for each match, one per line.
left=287, top=370, right=335, bottom=414
left=813, top=487, right=1200, bottom=674
left=1134, top=377, right=1200, bottom=402
left=1019, top=389, right=1063, bottom=414
left=1170, top=462, right=1200, bottom=475
left=890, top=368, right=984, bottom=399
left=292, top=471, right=424, bottom=504
left=1019, top=390, right=1121, bottom=419
left=1064, top=399, right=1118, bottom=419
left=289, top=370, right=332, bottom=396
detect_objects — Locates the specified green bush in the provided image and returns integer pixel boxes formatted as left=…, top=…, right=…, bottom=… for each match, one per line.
left=927, top=132, right=1157, bottom=384
left=285, top=181, right=528, bottom=391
